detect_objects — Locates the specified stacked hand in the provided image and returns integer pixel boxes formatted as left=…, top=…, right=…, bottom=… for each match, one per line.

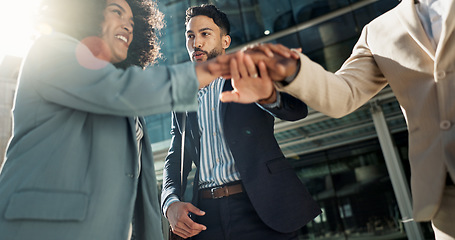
left=220, top=43, right=300, bottom=104
left=242, top=43, right=300, bottom=81
left=220, top=51, right=276, bottom=104
left=196, top=43, right=300, bottom=100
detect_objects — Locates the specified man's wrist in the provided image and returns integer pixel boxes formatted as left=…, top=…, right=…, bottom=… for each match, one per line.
left=257, top=89, right=276, bottom=105
left=258, top=91, right=281, bottom=108
left=163, top=195, right=180, bottom=218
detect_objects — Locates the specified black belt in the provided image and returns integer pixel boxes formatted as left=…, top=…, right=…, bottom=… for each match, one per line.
left=200, top=183, right=244, bottom=199
left=447, top=174, right=454, bottom=186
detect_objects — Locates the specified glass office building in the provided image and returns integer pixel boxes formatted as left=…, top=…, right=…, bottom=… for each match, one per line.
left=145, top=0, right=436, bottom=239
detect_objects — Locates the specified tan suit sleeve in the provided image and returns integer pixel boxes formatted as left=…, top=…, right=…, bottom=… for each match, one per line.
left=276, top=27, right=388, bottom=118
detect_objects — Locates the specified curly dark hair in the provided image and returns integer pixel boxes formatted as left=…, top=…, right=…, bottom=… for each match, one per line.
left=185, top=4, right=230, bottom=36
left=39, top=0, right=164, bottom=69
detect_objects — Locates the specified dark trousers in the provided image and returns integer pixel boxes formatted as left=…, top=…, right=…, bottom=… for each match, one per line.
left=193, top=192, right=298, bottom=240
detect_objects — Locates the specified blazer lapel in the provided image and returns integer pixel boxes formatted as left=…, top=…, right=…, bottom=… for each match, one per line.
left=128, top=117, right=138, bottom=148
left=185, top=112, right=201, bottom=207
left=220, top=80, right=232, bottom=127
left=395, top=0, right=436, bottom=59
left=187, top=112, right=200, bottom=155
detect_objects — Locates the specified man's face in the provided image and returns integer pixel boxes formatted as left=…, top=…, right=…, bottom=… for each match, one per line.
left=100, top=0, right=134, bottom=63
left=186, top=15, right=231, bottom=62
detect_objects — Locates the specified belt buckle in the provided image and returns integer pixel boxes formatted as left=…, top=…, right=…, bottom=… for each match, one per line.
left=210, top=186, right=223, bottom=199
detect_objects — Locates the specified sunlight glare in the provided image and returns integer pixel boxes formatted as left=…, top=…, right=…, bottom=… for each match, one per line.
left=0, top=0, right=42, bottom=62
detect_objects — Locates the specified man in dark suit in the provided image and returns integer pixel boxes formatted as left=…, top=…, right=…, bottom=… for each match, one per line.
left=161, top=4, right=321, bottom=240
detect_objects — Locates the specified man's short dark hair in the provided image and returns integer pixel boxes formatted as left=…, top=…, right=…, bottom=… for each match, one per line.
left=185, top=4, right=230, bottom=36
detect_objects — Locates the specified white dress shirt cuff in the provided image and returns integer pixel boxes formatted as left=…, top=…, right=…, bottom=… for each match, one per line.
left=163, top=194, right=180, bottom=218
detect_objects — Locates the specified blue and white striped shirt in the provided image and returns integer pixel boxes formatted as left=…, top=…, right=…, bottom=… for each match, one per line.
left=197, top=78, right=241, bottom=189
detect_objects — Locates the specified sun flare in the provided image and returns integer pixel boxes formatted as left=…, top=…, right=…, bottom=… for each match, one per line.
left=0, top=0, right=42, bottom=61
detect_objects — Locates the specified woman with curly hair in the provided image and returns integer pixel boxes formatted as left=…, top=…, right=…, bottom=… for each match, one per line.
left=0, top=0, right=229, bottom=239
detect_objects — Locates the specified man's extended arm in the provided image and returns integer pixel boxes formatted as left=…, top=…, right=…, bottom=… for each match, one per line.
left=221, top=38, right=387, bottom=118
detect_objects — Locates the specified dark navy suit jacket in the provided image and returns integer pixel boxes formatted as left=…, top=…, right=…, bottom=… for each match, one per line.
left=161, top=80, right=321, bottom=233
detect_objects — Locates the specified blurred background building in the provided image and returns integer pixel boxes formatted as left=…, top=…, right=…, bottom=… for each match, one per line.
left=0, top=0, right=435, bottom=239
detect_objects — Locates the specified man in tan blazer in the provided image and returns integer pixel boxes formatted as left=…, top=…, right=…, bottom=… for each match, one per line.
left=221, top=0, right=454, bottom=239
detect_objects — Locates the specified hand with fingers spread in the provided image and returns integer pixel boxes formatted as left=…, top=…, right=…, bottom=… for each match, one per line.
left=167, top=201, right=207, bottom=239
left=220, top=51, right=276, bottom=104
